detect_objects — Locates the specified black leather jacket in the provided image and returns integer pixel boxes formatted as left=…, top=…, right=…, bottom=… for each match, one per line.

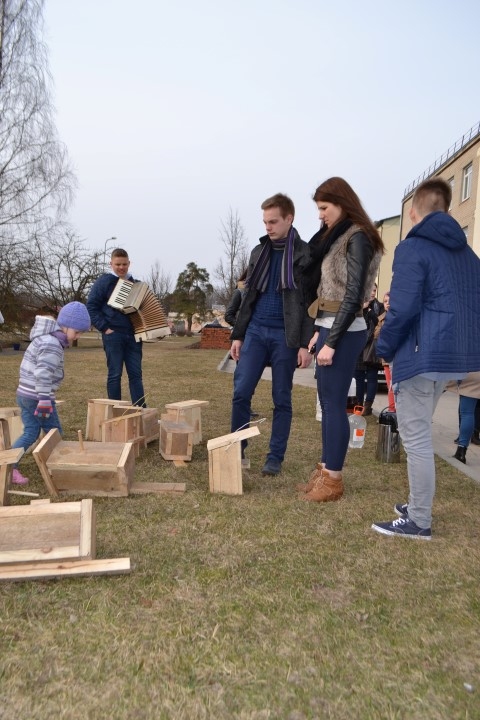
left=231, top=232, right=313, bottom=349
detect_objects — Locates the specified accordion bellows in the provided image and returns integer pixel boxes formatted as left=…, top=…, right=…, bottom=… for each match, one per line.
left=107, top=279, right=171, bottom=342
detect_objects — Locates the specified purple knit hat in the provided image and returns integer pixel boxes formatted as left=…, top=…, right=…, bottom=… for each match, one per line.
left=57, top=302, right=91, bottom=332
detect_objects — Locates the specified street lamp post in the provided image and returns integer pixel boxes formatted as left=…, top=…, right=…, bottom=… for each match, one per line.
left=103, top=236, right=117, bottom=268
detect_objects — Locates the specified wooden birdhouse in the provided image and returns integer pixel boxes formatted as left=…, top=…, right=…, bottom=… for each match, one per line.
left=164, top=400, right=209, bottom=445
left=207, top=426, right=260, bottom=495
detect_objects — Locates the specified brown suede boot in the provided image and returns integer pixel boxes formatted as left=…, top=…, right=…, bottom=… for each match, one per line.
left=296, top=463, right=323, bottom=493
left=300, top=470, right=344, bottom=503
left=362, top=401, right=373, bottom=416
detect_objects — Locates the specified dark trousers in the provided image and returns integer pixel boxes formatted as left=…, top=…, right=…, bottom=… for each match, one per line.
left=231, top=322, right=298, bottom=461
left=317, top=328, right=367, bottom=471
left=102, top=332, right=146, bottom=406
left=355, top=364, right=379, bottom=404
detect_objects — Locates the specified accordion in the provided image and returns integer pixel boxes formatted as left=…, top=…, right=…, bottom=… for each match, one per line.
left=107, top=279, right=171, bottom=342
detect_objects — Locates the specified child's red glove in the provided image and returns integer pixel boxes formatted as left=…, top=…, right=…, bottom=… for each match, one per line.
left=34, top=397, right=53, bottom=418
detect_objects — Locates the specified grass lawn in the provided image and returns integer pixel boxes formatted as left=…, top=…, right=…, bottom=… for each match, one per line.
left=1, top=339, right=479, bottom=719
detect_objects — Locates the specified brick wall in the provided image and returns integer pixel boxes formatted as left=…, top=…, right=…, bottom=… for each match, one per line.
left=199, top=327, right=232, bottom=350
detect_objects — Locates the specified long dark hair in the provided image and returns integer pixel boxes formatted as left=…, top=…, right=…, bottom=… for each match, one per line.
left=313, top=177, right=384, bottom=254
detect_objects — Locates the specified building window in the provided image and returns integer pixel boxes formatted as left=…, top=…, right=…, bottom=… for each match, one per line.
left=462, top=226, right=468, bottom=240
left=461, top=163, right=472, bottom=201
left=447, top=176, right=454, bottom=209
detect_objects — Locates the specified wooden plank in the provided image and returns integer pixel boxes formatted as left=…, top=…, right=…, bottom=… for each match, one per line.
left=117, top=443, right=135, bottom=495
left=0, top=419, right=11, bottom=451
left=0, top=557, right=131, bottom=581
left=207, top=425, right=260, bottom=452
left=7, top=491, right=41, bottom=498
left=165, top=400, right=209, bottom=410
left=140, top=408, right=159, bottom=443
left=130, top=481, right=186, bottom=494
left=49, top=468, right=129, bottom=497
left=0, top=545, right=82, bottom=564
left=0, top=501, right=82, bottom=518
left=0, top=448, right=24, bottom=464
left=0, top=508, right=81, bottom=563
left=32, top=429, right=62, bottom=497
left=79, top=499, right=96, bottom=560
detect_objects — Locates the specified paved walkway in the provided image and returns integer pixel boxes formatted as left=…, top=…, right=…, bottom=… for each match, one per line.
left=219, top=353, right=480, bottom=484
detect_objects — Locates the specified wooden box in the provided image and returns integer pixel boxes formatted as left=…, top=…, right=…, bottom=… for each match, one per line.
left=0, top=498, right=131, bottom=582
left=112, top=406, right=159, bottom=444
left=164, top=400, right=209, bottom=445
left=207, top=426, right=260, bottom=495
left=102, top=411, right=145, bottom=457
left=85, top=399, right=131, bottom=441
left=33, top=429, right=135, bottom=498
left=0, top=498, right=96, bottom=564
left=159, top=418, right=194, bottom=461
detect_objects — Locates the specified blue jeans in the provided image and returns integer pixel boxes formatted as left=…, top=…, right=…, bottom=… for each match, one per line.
left=102, top=331, right=146, bottom=406
left=231, top=323, right=298, bottom=462
left=458, top=395, right=477, bottom=447
left=12, top=394, right=62, bottom=459
left=395, top=375, right=445, bottom=529
left=316, top=328, right=367, bottom=471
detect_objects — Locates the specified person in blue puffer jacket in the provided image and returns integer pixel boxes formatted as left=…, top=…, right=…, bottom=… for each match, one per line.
left=371, top=178, right=480, bottom=541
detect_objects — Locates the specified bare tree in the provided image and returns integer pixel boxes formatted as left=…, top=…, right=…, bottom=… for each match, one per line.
left=0, top=0, right=75, bottom=247
left=143, top=260, right=172, bottom=300
left=23, top=230, right=106, bottom=312
left=213, top=208, right=249, bottom=306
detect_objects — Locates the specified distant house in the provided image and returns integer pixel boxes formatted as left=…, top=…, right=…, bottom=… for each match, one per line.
left=401, top=121, right=480, bottom=254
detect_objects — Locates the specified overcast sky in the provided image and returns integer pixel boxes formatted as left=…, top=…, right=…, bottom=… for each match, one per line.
left=44, top=0, right=480, bottom=284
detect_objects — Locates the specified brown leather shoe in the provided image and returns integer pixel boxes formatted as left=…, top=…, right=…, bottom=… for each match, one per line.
left=300, top=470, right=344, bottom=503
left=296, top=463, right=323, bottom=492
left=362, top=401, right=373, bottom=416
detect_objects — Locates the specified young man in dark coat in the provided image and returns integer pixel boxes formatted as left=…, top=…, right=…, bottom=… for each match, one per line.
left=230, top=193, right=313, bottom=476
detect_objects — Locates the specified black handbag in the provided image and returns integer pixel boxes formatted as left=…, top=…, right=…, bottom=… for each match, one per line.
left=363, top=337, right=382, bottom=367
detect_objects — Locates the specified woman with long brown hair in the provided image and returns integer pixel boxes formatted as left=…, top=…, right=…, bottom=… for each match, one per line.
left=299, top=177, right=385, bottom=502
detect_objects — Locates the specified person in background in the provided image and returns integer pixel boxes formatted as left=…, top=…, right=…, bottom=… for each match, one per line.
left=10, top=302, right=91, bottom=485
left=354, top=283, right=383, bottom=416
left=298, top=176, right=384, bottom=502
left=372, top=178, right=480, bottom=540
left=87, top=248, right=146, bottom=407
left=473, top=401, right=480, bottom=445
left=225, top=270, right=259, bottom=422
left=374, top=291, right=395, bottom=412
left=225, top=270, right=247, bottom=326
left=230, top=193, right=313, bottom=476
left=446, top=372, right=480, bottom=464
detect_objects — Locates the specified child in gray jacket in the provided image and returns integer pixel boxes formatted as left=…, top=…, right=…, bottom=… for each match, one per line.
left=11, top=301, right=91, bottom=485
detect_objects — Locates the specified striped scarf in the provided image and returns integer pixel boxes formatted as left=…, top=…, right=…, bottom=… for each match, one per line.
left=247, top=227, right=297, bottom=292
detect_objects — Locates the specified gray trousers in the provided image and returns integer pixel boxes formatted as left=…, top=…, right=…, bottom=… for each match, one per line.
left=396, top=375, right=446, bottom=529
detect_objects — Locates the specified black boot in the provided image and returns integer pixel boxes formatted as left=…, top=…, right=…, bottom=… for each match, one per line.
left=471, top=430, right=480, bottom=446
left=454, top=445, right=467, bottom=464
